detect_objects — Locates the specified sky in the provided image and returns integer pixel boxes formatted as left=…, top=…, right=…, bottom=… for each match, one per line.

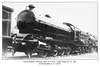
left=2, top=2, right=97, bottom=36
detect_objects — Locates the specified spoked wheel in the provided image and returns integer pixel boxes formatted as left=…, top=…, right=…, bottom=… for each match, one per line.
left=86, top=47, right=90, bottom=53
left=82, top=47, right=85, bottom=53
left=38, top=50, right=48, bottom=58
left=58, top=50, right=65, bottom=56
left=79, top=47, right=84, bottom=54
left=95, top=46, right=98, bottom=52
left=84, top=47, right=87, bottom=53
left=91, top=47, right=94, bottom=53
left=78, top=47, right=82, bottom=54
left=85, top=47, right=89, bottom=53
left=64, top=47, right=71, bottom=55
left=52, top=50, right=58, bottom=57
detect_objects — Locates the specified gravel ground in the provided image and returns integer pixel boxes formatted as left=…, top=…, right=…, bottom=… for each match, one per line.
left=2, top=52, right=98, bottom=60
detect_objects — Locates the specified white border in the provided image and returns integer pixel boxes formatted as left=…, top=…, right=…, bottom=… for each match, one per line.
left=0, top=0, right=100, bottom=67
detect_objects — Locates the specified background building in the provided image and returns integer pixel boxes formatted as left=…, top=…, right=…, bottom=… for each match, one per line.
left=2, top=5, right=14, bottom=57
left=2, top=5, right=14, bottom=36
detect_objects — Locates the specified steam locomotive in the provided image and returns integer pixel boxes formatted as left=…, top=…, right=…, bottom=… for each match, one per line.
left=12, top=4, right=98, bottom=58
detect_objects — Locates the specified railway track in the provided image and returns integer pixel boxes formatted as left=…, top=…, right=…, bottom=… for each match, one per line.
left=3, top=52, right=97, bottom=60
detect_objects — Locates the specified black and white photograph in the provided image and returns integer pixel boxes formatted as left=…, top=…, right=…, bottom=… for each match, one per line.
left=2, top=2, right=98, bottom=60
left=1, top=1, right=99, bottom=67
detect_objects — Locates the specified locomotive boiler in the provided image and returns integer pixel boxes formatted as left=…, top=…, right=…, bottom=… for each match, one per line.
left=12, top=4, right=97, bottom=58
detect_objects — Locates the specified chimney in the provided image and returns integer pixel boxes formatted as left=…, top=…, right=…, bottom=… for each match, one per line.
left=28, top=4, right=35, bottom=10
